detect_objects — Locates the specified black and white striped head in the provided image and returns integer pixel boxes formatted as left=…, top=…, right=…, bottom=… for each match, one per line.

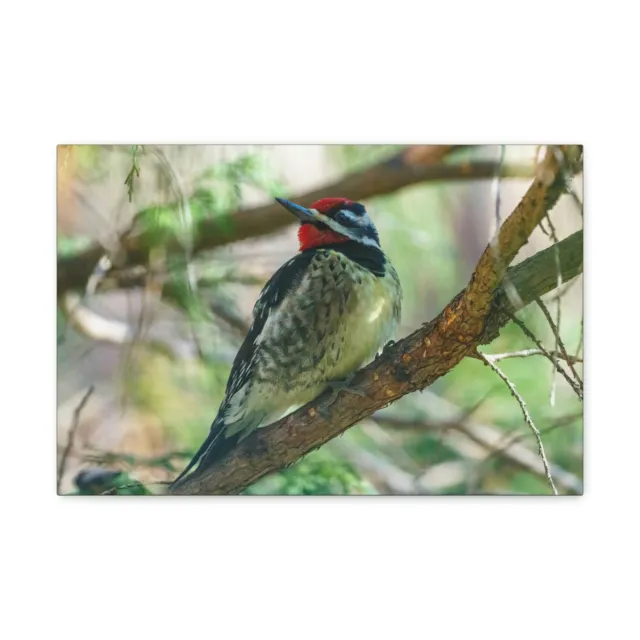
left=275, top=197, right=381, bottom=251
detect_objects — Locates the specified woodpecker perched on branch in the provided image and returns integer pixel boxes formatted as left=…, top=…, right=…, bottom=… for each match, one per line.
left=171, top=196, right=402, bottom=488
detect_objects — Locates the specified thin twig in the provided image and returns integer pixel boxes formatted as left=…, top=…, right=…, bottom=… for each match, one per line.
left=149, top=145, right=197, bottom=293
left=489, top=144, right=523, bottom=311
left=502, top=307, right=583, bottom=400
left=101, top=479, right=172, bottom=495
left=477, top=353, right=558, bottom=495
left=535, top=298, right=583, bottom=391
left=83, top=448, right=192, bottom=472
left=57, top=385, right=95, bottom=493
left=551, top=145, right=583, bottom=216
left=482, top=348, right=583, bottom=365
left=474, top=413, right=581, bottom=483
left=376, top=394, right=582, bottom=494
left=546, top=277, right=579, bottom=303
left=540, top=213, right=563, bottom=405
left=576, top=316, right=584, bottom=359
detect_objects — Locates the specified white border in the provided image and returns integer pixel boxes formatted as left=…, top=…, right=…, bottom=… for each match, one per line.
left=2, top=1, right=638, bottom=638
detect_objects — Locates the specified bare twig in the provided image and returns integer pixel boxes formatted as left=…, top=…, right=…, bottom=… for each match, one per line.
left=545, top=277, right=579, bottom=303
left=551, top=145, right=583, bottom=216
left=489, top=144, right=523, bottom=311
left=376, top=392, right=582, bottom=494
left=477, top=353, right=558, bottom=495
left=535, top=298, right=583, bottom=390
left=100, top=479, right=172, bottom=495
left=540, top=213, right=563, bottom=405
left=152, top=147, right=210, bottom=359
left=82, top=448, right=193, bottom=471
left=502, top=307, right=584, bottom=400
left=482, top=348, right=583, bottom=365
left=148, top=145, right=197, bottom=293
left=57, top=385, right=95, bottom=493
left=471, top=412, right=582, bottom=488
left=576, top=316, right=584, bottom=359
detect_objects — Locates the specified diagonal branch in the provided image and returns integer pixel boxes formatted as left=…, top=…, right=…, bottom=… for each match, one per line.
left=482, top=348, right=583, bottom=365
left=57, top=385, right=95, bottom=493
left=535, top=298, right=583, bottom=391
left=502, top=308, right=583, bottom=400
left=477, top=352, right=558, bottom=495
left=57, top=146, right=540, bottom=296
left=170, top=146, right=583, bottom=495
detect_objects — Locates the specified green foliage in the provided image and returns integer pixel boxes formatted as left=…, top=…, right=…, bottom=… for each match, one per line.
left=57, top=235, right=94, bottom=256
left=123, top=150, right=289, bottom=251
left=195, top=153, right=288, bottom=198
left=245, top=449, right=377, bottom=495
left=508, top=471, right=553, bottom=495
left=124, top=144, right=143, bottom=202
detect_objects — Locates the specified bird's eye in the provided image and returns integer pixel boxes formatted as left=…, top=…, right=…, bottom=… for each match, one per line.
left=348, top=204, right=367, bottom=218
left=335, top=210, right=354, bottom=225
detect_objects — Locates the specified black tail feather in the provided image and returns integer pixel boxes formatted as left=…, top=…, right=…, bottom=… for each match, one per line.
left=169, top=429, right=219, bottom=490
left=169, top=421, right=245, bottom=491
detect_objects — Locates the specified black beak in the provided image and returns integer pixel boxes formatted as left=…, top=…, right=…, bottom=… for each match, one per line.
left=275, top=197, right=317, bottom=223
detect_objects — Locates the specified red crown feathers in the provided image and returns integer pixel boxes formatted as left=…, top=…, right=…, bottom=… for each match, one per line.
left=310, top=197, right=353, bottom=213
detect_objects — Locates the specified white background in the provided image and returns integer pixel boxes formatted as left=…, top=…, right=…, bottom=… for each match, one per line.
left=1, top=1, right=638, bottom=639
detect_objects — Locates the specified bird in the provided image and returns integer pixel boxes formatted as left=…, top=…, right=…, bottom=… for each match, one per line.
left=170, top=196, right=402, bottom=489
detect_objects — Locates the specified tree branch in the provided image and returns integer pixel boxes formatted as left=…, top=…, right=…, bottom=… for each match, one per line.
left=481, top=348, right=582, bottom=365
left=57, top=146, right=539, bottom=296
left=478, top=352, right=558, bottom=495
left=57, top=385, right=95, bottom=493
left=377, top=391, right=583, bottom=495
left=170, top=146, right=583, bottom=495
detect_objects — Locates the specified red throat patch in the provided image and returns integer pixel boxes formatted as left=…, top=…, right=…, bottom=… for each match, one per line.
left=298, top=224, right=349, bottom=251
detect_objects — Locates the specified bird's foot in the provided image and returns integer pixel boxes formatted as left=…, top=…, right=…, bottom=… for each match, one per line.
left=381, top=339, right=396, bottom=354
left=317, top=374, right=367, bottom=422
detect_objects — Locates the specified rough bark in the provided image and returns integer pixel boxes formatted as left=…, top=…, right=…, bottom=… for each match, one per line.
left=57, top=146, right=537, bottom=296
left=169, top=146, right=583, bottom=495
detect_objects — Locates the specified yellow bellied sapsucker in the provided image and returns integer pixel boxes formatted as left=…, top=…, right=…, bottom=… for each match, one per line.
left=171, top=196, right=402, bottom=488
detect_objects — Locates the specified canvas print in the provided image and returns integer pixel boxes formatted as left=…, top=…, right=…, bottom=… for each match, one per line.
left=56, top=145, right=583, bottom=496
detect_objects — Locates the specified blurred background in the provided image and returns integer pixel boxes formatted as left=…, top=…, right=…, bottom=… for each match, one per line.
left=56, top=144, right=583, bottom=495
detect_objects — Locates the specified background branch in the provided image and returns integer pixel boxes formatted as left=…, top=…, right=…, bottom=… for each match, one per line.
left=377, top=391, right=582, bottom=494
left=478, top=353, right=558, bottom=495
left=57, top=146, right=539, bottom=296
left=57, top=386, right=95, bottom=493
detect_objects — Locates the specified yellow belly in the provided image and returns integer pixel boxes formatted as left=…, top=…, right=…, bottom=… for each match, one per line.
left=319, top=274, right=397, bottom=380
left=225, top=250, right=401, bottom=437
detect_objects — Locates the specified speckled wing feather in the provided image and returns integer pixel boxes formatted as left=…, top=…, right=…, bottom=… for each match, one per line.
left=170, top=250, right=318, bottom=485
